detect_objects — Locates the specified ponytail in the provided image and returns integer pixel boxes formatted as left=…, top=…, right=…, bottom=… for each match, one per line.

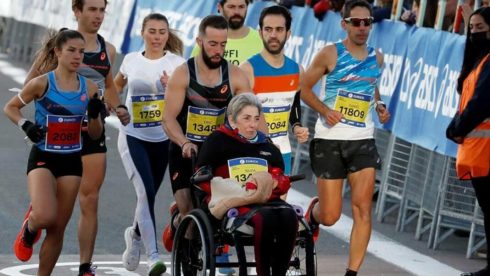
left=33, top=28, right=85, bottom=74
left=165, top=29, right=184, bottom=56
left=33, top=28, right=68, bottom=74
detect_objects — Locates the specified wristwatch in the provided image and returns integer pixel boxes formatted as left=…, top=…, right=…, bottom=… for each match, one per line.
left=375, top=100, right=386, bottom=109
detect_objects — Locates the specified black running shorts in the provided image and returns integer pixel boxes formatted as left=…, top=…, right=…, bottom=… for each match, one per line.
left=309, top=138, right=381, bottom=179
left=168, top=142, right=196, bottom=194
left=27, top=146, right=83, bottom=177
left=81, top=127, right=107, bottom=156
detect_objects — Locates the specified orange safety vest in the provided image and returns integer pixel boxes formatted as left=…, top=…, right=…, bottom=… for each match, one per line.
left=456, top=54, right=490, bottom=179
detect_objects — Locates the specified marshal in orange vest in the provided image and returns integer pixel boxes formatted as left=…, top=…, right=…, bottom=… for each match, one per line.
left=456, top=54, right=490, bottom=179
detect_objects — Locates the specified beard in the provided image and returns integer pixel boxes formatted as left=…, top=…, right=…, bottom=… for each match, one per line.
left=263, top=38, right=286, bottom=55
left=201, top=48, right=223, bottom=69
left=227, top=14, right=245, bottom=30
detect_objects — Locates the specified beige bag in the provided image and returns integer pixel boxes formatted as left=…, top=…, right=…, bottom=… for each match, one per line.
left=208, top=171, right=275, bottom=219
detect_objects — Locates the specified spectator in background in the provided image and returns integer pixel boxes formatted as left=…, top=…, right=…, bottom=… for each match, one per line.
left=191, top=0, right=263, bottom=66
left=400, top=0, right=437, bottom=27
left=444, top=0, right=459, bottom=30
left=456, top=0, right=489, bottom=33
left=310, top=0, right=345, bottom=21
left=446, top=7, right=490, bottom=276
left=277, top=0, right=306, bottom=8
left=372, top=0, right=393, bottom=22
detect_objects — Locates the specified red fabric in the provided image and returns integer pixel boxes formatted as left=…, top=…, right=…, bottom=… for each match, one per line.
left=314, top=0, right=330, bottom=14
left=245, top=182, right=258, bottom=190
left=269, top=167, right=291, bottom=200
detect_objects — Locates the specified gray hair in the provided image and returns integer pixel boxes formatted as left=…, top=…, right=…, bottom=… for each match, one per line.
left=227, top=93, right=262, bottom=122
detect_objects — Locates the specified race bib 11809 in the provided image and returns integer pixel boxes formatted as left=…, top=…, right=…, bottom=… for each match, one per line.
left=334, top=90, right=371, bottom=127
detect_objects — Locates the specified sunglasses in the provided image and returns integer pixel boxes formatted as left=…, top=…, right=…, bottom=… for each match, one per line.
left=344, top=17, right=374, bottom=27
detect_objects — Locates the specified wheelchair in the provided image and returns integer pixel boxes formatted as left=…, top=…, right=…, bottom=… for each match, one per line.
left=170, top=164, right=317, bottom=276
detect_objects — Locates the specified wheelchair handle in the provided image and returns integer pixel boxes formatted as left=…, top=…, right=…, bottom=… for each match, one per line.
left=288, top=174, right=306, bottom=182
left=191, top=173, right=213, bottom=185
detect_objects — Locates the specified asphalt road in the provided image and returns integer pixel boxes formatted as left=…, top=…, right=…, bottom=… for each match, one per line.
left=0, top=53, right=485, bottom=276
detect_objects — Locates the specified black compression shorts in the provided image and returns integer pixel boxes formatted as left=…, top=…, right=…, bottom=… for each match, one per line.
left=27, top=146, right=83, bottom=177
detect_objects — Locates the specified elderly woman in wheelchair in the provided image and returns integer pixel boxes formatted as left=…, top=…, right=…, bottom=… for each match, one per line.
left=171, top=93, right=316, bottom=276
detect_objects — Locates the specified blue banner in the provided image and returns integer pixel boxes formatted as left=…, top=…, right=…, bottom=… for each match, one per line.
left=124, top=0, right=465, bottom=157
left=381, top=25, right=463, bottom=156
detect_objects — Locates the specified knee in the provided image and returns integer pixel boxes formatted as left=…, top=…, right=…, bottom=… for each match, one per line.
left=79, top=192, right=99, bottom=211
left=318, top=212, right=341, bottom=226
left=352, top=204, right=372, bottom=224
left=33, top=211, right=57, bottom=229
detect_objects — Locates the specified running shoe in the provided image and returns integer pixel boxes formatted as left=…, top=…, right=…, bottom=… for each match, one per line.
left=122, top=226, right=143, bottom=271
left=148, top=254, right=166, bottom=276
left=163, top=202, right=178, bottom=252
left=305, top=196, right=320, bottom=242
left=78, top=264, right=97, bottom=276
left=13, top=205, right=41, bottom=262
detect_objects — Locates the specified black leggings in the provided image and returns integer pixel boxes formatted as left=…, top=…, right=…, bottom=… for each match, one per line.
left=248, top=206, right=299, bottom=276
left=472, top=175, right=490, bottom=266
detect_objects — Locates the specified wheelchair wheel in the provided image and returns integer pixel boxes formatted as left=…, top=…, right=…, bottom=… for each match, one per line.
left=172, top=209, right=216, bottom=276
left=286, top=218, right=317, bottom=276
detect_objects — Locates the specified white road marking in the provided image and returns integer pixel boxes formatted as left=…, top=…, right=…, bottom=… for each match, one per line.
left=0, top=54, right=464, bottom=276
left=0, top=261, right=159, bottom=276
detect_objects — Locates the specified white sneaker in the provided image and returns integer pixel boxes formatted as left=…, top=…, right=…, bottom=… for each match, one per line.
left=122, top=227, right=143, bottom=271
left=148, top=254, right=166, bottom=276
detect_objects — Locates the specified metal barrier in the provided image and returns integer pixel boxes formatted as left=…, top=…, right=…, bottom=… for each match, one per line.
left=375, top=135, right=412, bottom=223
left=467, top=203, right=486, bottom=258
left=0, top=18, right=48, bottom=64
left=396, top=144, right=431, bottom=232
left=433, top=159, right=475, bottom=249
left=415, top=152, right=448, bottom=249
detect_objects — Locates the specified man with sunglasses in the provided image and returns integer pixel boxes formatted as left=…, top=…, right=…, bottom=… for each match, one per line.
left=300, top=0, right=390, bottom=275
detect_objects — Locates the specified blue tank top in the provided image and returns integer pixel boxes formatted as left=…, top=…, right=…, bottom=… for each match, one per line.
left=323, top=42, right=379, bottom=107
left=34, top=71, right=89, bottom=153
left=314, top=42, right=380, bottom=140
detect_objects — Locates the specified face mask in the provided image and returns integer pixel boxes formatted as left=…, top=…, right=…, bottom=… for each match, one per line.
left=470, top=31, right=489, bottom=45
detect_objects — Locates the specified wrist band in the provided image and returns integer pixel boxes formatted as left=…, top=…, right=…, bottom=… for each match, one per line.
left=292, top=123, right=302, bottom=131
left=375, top=100, right=386, bottom=108
left=181, top=141, right=191, bottom=148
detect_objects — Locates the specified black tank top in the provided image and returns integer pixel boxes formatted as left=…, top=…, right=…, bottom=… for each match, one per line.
left=78, top=34, right=111, bottom=94
left=177, top=57, right=233, bottom=140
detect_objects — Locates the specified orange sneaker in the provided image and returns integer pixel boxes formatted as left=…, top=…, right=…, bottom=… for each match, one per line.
left=305, top=197, right=320, bottom=242
left=13, top=205, right=42, bottom=262
left=162, top=202, right=179, bottom=252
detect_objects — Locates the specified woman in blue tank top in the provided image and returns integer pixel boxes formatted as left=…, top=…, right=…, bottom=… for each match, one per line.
left=3, top=29, right=104, bottom=275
